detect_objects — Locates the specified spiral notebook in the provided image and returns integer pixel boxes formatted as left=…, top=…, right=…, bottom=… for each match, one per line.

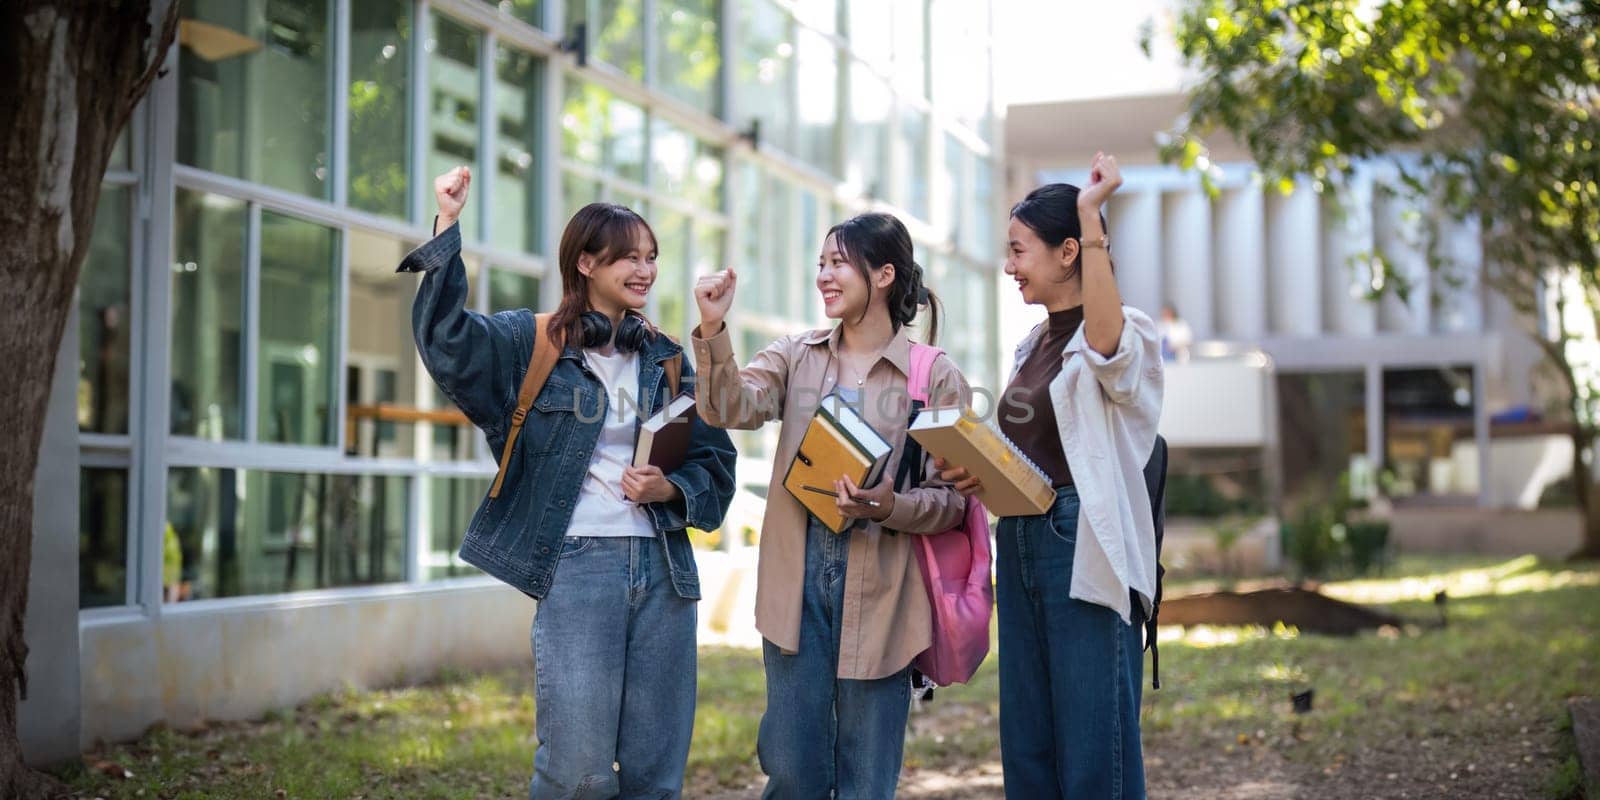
left=908, top=406, right=1054, bottom=516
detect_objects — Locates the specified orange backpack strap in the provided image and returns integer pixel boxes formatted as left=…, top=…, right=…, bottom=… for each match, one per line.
left=490, top=313, right=561, bottom=499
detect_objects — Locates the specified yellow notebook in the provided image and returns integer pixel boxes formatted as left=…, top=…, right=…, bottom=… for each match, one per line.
left=908, top=406, right=1054, bottom=516
left=784, top=399, right=892, bottom=533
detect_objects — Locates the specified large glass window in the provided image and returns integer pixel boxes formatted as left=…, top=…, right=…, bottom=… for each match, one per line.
left=657, top=0, right=722, bottom=116
left=427, top=13, right=481, bottom=239
left=795, top=29, right=839, bottom=174
left=489, top=268, right=543, bottom=313
left=170, top=189, right=248, bottom=440
left=931, top=0, right=990, bottom=136
left=258, top=212, right=339, bottom=446
left=178, top=0, right=332, bottom=199
left=848, top=62, right=891, bottom=199
left=494, top=45, right=545, bottom=254
left=80, top=468, right=129, bottom=608
left=562, top=170, right=603, bottom=222
left=972, top=157, right=996, bottom=256
left=847, top=0, right=891, bottom=70
left=891, top=0, right=926, bottom=99
left=426, top=476, right=490, bottom=579
left=568, top=0, right=644, bottom=79
left=734, top=1, right=794, bottom=150
left=1278, top=371, right=1368, bottom=506
left=79, top=185, right=133, bottom=435
left=736, top=165, right=796, bottom=320
left=653, top=208, right=690, bottom=341
left=484, top=0, right=541, bottom=27
left=561, top=81, right=647, bottom=184
left=651, top=119, right=724, bottom=211
left=167, top=468, right=408, bottom=601
left=943, top=132, right=967, bottom=238
left=1383, top=367, right=1480, bottom=501
left=348, top=0, right=411, bottom=219
left=346, top=229, right=422, bottom=459
left=896, top=107, right=930, bottom=220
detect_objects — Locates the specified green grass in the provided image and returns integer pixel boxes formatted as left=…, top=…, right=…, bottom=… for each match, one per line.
left=61, top=555, right=1600, bottom=798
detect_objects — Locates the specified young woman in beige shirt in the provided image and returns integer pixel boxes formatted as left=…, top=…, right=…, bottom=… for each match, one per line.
left=691, top=212, right=970, bottom=798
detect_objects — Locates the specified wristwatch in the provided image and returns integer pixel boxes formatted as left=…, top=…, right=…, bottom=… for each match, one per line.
left=1081, top=234, right=1110, bottom=250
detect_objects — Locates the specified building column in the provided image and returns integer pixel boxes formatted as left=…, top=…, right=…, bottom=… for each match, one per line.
left=20, top=303, right=83, bottom=767
left=1162, top=187, right=1214, bottom=338
left=1374, top=177, right=1430, bottom=334
left=1321, top=171, right=1378, bottom=336
left=1107, top=188, right=1161, bottom=317
left=1266, top=181, right=1321, bottom=336
left=1437, top=211, right=1485, bottom=334
left=1214, top=183, right=1266, bottom=340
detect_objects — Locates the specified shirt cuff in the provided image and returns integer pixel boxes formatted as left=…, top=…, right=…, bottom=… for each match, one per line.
left=690, top=322, right=735, bottom=366
left=879, top=491, right=917, bottom=533
left=395, top=218, right=462, bottom=274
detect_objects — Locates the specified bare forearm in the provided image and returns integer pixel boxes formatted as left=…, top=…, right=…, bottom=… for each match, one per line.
left=1079, top=208, right=1124, bottom=357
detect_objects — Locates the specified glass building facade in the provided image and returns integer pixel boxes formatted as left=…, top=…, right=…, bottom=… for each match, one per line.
left=78, top=0, right=1001, bottom=611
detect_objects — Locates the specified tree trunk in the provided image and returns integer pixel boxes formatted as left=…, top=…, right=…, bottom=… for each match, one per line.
left=1573, top=430, right=1600, bottom=561
left=0, top=2, right=176, bottom=794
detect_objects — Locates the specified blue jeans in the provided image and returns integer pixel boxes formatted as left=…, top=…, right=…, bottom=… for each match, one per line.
left=530, top=536, right=697, bottom=800
left=996, top=487, right=1147, bottom=800
left=758, top=517, right=911, bottom=799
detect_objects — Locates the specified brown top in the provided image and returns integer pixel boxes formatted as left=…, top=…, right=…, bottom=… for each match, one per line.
left=1000, top=305, right=1083, bottom=488
left=690, top=323, right=970, bottom=680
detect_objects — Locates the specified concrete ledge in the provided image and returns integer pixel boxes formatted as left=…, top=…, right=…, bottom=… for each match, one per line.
left=1390, top=508, right=1582, bottom=559
left=80, top=582, right=535, bottom=748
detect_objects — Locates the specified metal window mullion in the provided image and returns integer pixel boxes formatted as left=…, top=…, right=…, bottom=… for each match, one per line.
left=410, top=0, right=432, bottom=227
left=540, top=47, right=564, bottom=311
left=333, top=0, right=351, bottom=208
left=244, top=203, right=263, bottom=443
left=643, top=0, right=659, bottom=90
left=479, top=28, right=497, bottom=245
left=407, top=468, right=427, bottom=583
left=1365, top=361, right=1384, bottom=477
left=334, top=228, right=352, bottom=455
left=121, top=99, right=150, bottom=610
left=136, top=42, right=181, bottom=617
left=718, top=0, right=735, bottom=124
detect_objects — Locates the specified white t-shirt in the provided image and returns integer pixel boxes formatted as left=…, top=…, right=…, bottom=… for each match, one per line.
left=565, top=349, right=657, bottom=538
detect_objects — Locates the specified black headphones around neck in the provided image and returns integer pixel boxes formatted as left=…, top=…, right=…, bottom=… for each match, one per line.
left=579, top=310, right=650, bottom=353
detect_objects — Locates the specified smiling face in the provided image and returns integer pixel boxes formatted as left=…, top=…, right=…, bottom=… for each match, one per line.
left=580, top=223, right=657, bottom=314
left=1004, top=216, right=1079, bottom=307
left=817, top=232, right=893, bottom=322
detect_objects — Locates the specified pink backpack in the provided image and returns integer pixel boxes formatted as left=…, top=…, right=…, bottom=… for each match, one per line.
left=905, top=344, right=994, bottom=686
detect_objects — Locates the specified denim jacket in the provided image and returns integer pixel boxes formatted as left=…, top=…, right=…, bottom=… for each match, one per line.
left=397, top=222, right=738, bottom=600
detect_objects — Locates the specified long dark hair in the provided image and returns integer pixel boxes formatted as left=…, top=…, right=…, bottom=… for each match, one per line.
left=825, top=212, right=941, bottom=345
left=1011, top=183, right=1110, bottom=283
left=548, top=202, right=659, bottom=345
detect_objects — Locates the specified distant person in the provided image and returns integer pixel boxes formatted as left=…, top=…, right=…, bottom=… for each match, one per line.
left=1159, top=303, right=1192, bottom=362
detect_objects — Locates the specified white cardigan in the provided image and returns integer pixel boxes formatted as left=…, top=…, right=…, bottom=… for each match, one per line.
left=1010, top=305, right=1164, bottom=623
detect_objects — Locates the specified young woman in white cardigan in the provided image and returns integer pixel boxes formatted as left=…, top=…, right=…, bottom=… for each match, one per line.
left=939, top=152, right=1163, bottom=799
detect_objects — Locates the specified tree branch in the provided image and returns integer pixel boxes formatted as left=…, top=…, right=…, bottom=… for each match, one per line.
left=122, top=0, right=179, bottom=127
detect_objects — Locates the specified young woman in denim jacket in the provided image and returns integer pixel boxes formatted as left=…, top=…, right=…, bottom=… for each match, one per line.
left=939, top=153, right=1164, bottom=799
left=399, top=167, right=738, bottom=800
left=689, top=213, right=969, bottom=798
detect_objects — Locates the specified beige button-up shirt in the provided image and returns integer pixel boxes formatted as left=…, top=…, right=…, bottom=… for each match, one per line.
left=691, top=323, right=969, bottom=680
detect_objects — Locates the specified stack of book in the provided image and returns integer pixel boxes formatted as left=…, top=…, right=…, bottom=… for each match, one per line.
left=784, top=397, right=892, bottom=533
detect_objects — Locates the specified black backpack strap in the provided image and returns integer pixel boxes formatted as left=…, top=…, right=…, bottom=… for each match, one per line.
left=1142, top=435, right=1169, bottom=690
